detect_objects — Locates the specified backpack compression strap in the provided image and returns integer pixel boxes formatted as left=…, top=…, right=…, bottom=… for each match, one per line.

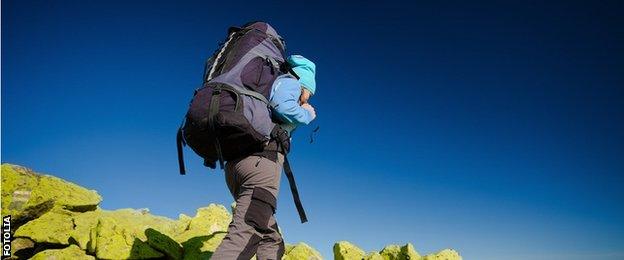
left=283, top=155, right=308, bottom=223
left=272, top=126, right=308, bottom=223
left=177, top=126, right=186, bottom=175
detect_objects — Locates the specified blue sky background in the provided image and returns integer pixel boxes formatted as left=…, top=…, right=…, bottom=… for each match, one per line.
left=2, top=1, right=623, bottom=259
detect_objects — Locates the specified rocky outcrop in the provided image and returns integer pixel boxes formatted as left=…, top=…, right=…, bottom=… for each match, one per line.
left=1, top=163, right=462, bottom=259
left=283, top=243, right=323, bottom=260
left=1, top=164, right=101, bottom=230
left=333, top=241, right=461, bottom=260
left=334, top=241, right=366, bottom=260
left=30, top=245, right=95, bottom=260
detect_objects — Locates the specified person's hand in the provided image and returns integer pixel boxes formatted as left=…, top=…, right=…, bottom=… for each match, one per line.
left=301, top=103, right=316, bottom=121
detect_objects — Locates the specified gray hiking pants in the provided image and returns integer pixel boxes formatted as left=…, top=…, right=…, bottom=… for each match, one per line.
left=212, top=154, right=285, bottom=260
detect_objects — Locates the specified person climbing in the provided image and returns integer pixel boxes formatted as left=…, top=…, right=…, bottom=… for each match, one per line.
left=211, top=54, right=317, bottom=260
left=175, top=22, right=317, bottom=260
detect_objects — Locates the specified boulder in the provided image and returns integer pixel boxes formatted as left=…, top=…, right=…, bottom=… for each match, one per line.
left=364, top=252, right=385, bottom=260
left=422, top=249, right=462, bottom=260
left=91, top=216, right=163, bottom=259
left=2, top=163, right=462, bottom=260
left=174, top=204, right=231, bottom=246
left=379, top=243, right=421, bottom=260
left=87, top=209, right=184, bottom=259
left=10, top=237, right=35, bottom=258
left=283, top=242, right=323, bottom=260
left=145, top=228, right=183, bottom=260
left=334, top=241, right=366, bottom=260
left=13, top=209, right=75, bottom=245
left=12, top=207, right=187, bottom=259
left=1, top=164, right=101, bottom=229
left=30, top=245, right=94, bottom=260
left=180, top=232, right=227, bottom=260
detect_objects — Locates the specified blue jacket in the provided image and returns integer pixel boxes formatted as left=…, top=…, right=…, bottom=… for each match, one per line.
left=269, top=75, right=314, bottom=134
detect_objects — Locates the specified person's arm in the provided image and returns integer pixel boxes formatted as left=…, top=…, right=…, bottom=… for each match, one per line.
left=270, top=78, right=314, bottom=125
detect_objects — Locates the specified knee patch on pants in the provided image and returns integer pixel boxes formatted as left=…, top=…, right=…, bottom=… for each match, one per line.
left=245, top=187, right=276, bottom=233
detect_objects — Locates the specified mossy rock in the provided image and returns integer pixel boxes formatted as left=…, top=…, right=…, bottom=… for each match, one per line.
left=12, top=207, right=188, bottom=259
left=180, top=232, right=227, bottom=260
left=92, top=216, right=163, bottom=259
left=174, top=204, right=231, bottom=244
left=145, top=228, right=183, bottom=260
left=1, top=164, right=101, bottom=229
left=333, top=241, right=365, bottom=260
left=365, top=252, right=385, bottom=260
left=10, top=237, right=35, bottom=258
left=30, top=244, right=94, bottom=260
left=13, top=209, right=75, bottom=245
left=283, top=242, right=323, bottom=260
left=379, top=243, right=421, bottom=260
left=422, top=249, right=462, bottom=260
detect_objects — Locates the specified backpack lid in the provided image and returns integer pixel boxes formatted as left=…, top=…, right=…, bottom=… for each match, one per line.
left=229, top=21, right=286, bottom=52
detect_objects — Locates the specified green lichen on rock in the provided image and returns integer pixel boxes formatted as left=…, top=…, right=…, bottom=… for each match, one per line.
left=180, top=232, right=227, bottom=260
left=30, top=244, right=95, bottom=260
left=145, top=228, right=183, bottom=260
left=422, top=249, right=462, bottom=260
left=334, top=241, right=365, bottom=260
left=2, top=163, right=462, bottom=260
left=379, top=243, right=421, bottom=260
left=174, top=204, right=232, bottom=245
left=364, top=252, right=385, bottom=260
left=1, top=163, right=101, bottom=229
left=85, top=209, right=186, bottom=259
left=13, top=209, right=75, bottom=245
left=10, top=237, right=35, bottom=258
left=92, top=216, right=163, bottom=259
left=283, top=242, right=323, bottom=260
left=173, top=205, right=231, bottom=259
left=335, top=242, right=461, bottom=260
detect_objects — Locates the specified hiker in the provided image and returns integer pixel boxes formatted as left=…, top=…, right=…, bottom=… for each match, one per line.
left=211, top=54, right=317, bottom=260
left=175, top=22, right=317, bottom=259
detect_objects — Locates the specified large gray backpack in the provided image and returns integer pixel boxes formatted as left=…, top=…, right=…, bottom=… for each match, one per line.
left=176, top=22, right=307, bottom=223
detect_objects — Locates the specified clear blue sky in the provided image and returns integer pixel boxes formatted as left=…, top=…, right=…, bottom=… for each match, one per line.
left=2, top=1, right=623, bottom=259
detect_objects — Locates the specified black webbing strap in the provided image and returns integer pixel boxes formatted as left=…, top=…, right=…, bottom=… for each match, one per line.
left=208, top=87, right=225, bottom=169
left=272, top=126, right=307, bottom=223
left=176, top=127, right=186, bottom=175
left=279, top=61, right=300, bottom=80
left=283, top=155, right=308, bottom=223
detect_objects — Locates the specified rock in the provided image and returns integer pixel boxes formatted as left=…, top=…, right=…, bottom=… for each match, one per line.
left=422, top=249, right=462, bottom=260
left=92, top=216, right=163, bottom=259
left=379, top=243, right=421, bottom=260
left=283, top=242, right=323, bottom=260
left=334, top=241, right=365, bottom=260
left=380, top=245, right=402, bottom=259
left=188, top=204, right=231, bottom=233
left=12, top=206, right=188, bottom=259
left=30, top=244, right=94, bottom=260
left=174, top=204, right=231, bottom=246
left=70, top=210, right=103, bottom=251
left=400, top=243, right=421, bottom=260
left=145, top=228, right=183, bottom=260
left=1, top=163, right=462, bottom=260
left=10, top=237, right=35, bottom=258
left=180, top=232, right=227, bottom=260
left=175, top=213, right=192, bottom=234
left=364, top=252, right=384, bottom=260
left=13, top=209, right=75, bottom=245
left=87, top=209, right=183, bottom=259
left=1, top=164, right=101, bottom=229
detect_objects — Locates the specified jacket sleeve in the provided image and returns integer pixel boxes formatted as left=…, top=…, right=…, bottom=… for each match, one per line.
left=269, top=78, right=313, bottom=125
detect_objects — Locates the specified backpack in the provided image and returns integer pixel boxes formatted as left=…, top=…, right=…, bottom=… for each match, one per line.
left=176, top=22, right=307, bottom=223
